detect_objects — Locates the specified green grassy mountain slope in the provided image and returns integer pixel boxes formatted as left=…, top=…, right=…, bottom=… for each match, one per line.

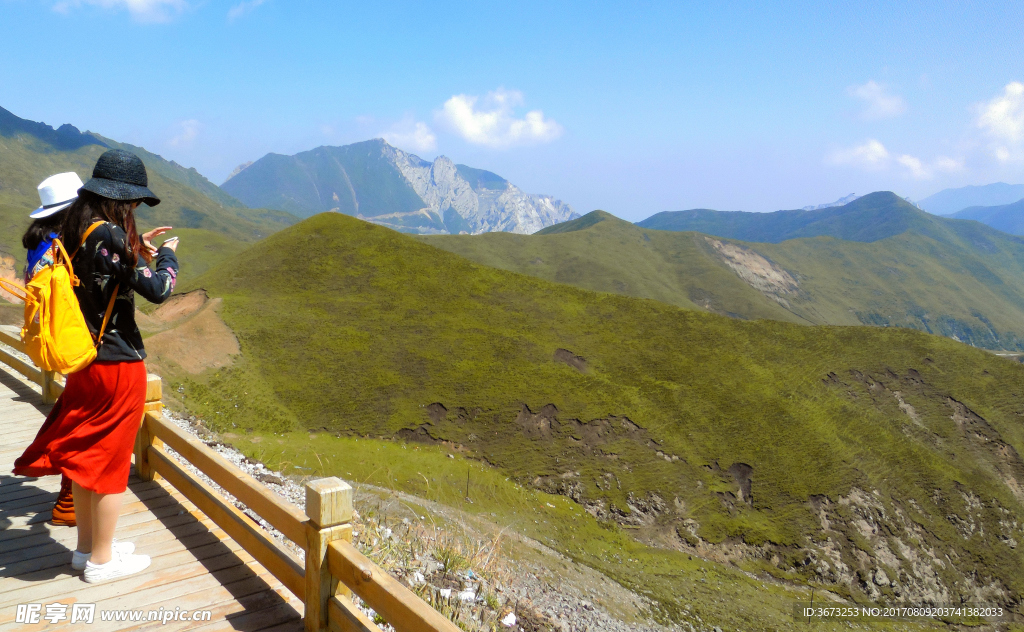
left=0, top=107, right=296, bottom=281
left=635, top=192, right=937, bottom=243
left=426, top=211, right=805, bottom=323
left=180, top=212, right=1024, bottom=619
left=952, top=198, right=1024, bottom=235
left=434, top=195, right=1024, bottom=350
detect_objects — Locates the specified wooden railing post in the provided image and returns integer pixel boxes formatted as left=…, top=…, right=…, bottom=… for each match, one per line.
left=134, top=374, right=164, bottom=481
left=40, top=370, right=57, bottom=405
left=305, top=477, right=354, bottom=631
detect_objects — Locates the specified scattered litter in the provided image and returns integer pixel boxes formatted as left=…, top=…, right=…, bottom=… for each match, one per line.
left=439, top=588, right=452, bottom=598
left=545, top=502, right=556, bottom=508
left=458, top=590, right=476, bottom=602
left=501, top=612, right=517, bottom=627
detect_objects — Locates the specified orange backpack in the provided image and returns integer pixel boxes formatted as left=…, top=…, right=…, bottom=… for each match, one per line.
left=0, top=221, right=119, bottom=374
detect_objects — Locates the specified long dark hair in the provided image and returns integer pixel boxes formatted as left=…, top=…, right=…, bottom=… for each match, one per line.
left=61, top=190, right=150, bottom=267
left=21, top=211, right=66, bottom=251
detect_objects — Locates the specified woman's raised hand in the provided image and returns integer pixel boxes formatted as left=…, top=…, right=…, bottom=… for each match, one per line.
left=142, top=226, right=173, bottom=255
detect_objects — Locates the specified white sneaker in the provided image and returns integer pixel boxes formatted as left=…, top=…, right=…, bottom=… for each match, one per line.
left=71, top=540, right=136, bottom=571
left=83, top=550, right=151, bottom=583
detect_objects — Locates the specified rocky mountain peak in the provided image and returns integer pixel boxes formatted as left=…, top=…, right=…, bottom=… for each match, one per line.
left=221, top=138, right=578, bottom=234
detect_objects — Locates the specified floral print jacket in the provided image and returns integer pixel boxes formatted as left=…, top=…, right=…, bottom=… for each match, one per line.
left=72, top=222, right=179, bottom=362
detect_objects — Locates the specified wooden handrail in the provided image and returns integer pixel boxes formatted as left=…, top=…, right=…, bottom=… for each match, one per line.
left=0, top=325, right=62, bottom=403
left=328, top=539, right=462, bottom=632
left=144, top=412, right=309, bottom=546
left=0, top=337, right=461, bottom=632
left=0, top=346, right=42, bottom=384
left=0, top=325, right=24, bottom=351
left=328, top=595, right=382, bottom=632
left=148, top=444, right=306, bottom=599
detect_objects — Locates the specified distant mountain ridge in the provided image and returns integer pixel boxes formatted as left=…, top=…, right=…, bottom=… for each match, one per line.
left=0, top=105, right=295, bottom=284
left=801, top=192, right=861, bottom=211
left=94, top=135, right=248, bottom=210
left=952, top=198, right=1024, bottom=235
left=633, top=192, right=936, bottom=243
left=221, top=139, right=578, bottom=235
left=918, top=183, right=1024, bottom=216
left=0, top=106, right=105, bottom=151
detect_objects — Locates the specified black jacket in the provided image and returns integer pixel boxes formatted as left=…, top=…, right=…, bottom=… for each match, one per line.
left=71, top=222, right=179, bottom=362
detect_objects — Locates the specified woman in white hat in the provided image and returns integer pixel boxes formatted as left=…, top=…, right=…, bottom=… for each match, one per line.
left=19, top=172, right=85, bottom=527
left=22, top=172, right=84, bottom=283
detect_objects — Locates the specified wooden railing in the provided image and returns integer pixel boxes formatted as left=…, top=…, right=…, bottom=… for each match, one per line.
left=0, top=325, right=62, bottom=404
left=0, top=324, right=459, bottom=632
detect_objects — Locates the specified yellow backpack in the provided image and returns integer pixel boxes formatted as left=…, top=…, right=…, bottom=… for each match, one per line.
left=0, top=221, right=119, bottom=374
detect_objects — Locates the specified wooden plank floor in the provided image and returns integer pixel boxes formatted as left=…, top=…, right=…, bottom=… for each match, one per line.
left=0, top=363, right=304, bottom=631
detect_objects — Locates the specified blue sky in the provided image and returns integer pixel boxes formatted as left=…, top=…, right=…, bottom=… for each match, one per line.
left=1, top=0, right=1022, bottom=219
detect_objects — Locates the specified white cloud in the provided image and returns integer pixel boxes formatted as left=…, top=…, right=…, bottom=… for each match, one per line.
left=829, top=140, right=962, bottom=179
left=897, top=155, right=929, bottom=179
left=828, top=139, right=890, bottom=169
left=168, top=119, right=200, bottom=147
left=53, top=0, right=186, bottom=22
left=976, top=81, right=1024, bottom=162
left=436, top=88, right=562, bottom=148
left=228, top=0, right=266, bottom=21
left=897, top=154, right=965, bottom=180
left=933, top=156, right=965, bottom=173
left=848, top=80, right=907, bottom=120
left=381, top=120, right=437, bottom=154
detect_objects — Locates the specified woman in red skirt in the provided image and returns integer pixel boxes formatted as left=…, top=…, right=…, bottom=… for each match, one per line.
left=14, top=149, right=180, bottom=583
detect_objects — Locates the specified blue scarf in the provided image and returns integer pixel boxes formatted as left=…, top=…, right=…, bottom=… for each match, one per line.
left=27, top=232, right=57, bottom=273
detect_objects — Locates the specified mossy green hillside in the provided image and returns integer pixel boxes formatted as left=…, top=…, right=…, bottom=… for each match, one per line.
left=424, top=198, right=1024, bottom=350
left=422, top=210, right=805, bottom=323
left=226, top=432, right=955, bottom=630
left=182, top=212, right=1024, bottom=608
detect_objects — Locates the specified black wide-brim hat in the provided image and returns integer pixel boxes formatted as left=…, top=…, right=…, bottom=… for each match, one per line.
left=80, top=148, right=161, bottom=207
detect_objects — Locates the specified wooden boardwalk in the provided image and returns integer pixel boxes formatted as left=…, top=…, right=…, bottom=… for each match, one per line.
left=0, top=363, right=305, bottom=631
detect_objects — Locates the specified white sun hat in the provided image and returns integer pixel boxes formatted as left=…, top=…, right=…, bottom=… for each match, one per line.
left=31, top=172, right=84, bottom=219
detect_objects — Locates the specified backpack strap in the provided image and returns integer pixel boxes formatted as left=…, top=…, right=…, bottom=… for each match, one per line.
left=49, top=221, right=106, bottom=288
left=69, top=221, right=108, bottom=262
left=0, top=278, right=29, bottom=303
left=94, top=283, right=120, bottom=347
left=64, top=221, right=120, bottom=348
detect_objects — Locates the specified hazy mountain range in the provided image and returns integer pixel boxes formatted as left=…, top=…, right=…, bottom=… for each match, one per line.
left=918, top=182, right=1024, bottom=216
left=948, top=198, right=1024, bottom=235
left=221, top=139, right=579, bottom=235
left=800, top=192, right=861, bottom=210
left=635, top=192, right=931, bottom=243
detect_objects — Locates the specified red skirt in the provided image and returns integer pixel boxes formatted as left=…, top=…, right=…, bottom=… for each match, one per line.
left=14, top=361, right=146, bottom=494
